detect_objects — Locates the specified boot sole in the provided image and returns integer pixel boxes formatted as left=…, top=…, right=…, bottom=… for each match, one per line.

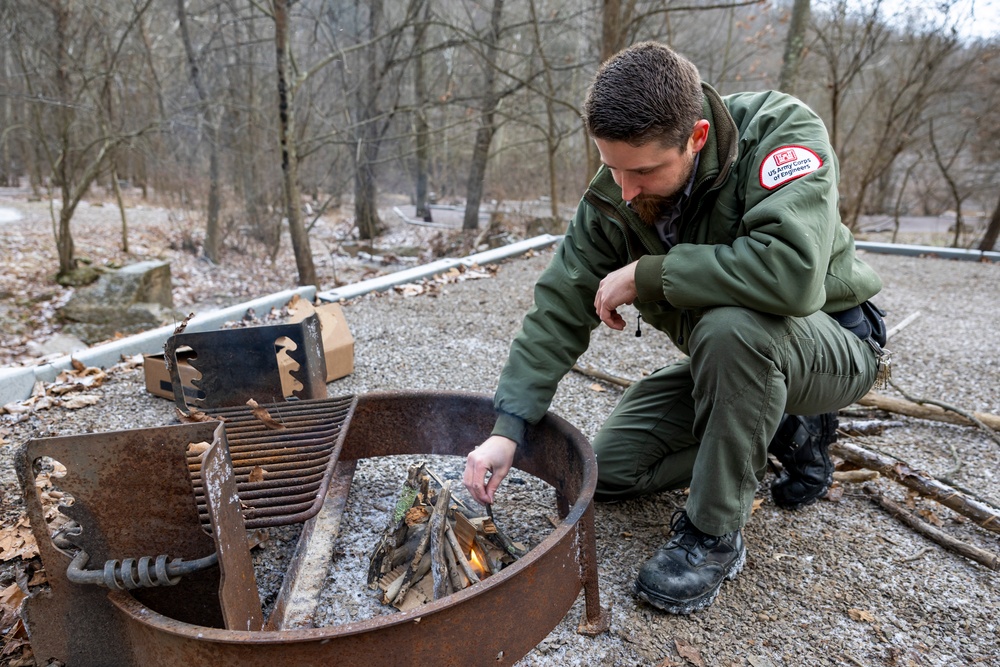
left=633, top=546, right=747, bottom=615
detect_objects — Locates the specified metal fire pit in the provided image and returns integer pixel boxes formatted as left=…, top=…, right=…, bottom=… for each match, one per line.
left=18, top=391, right=610, bottom=666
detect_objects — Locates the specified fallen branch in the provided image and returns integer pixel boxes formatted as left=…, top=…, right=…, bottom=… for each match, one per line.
left=888, top=381, right=1000, bottom=446
left=885, top=311, right=921, bottom=341
left=863, top=485, right=999, bottom=571
left=571, top=364, right=633, bottom=389
left=833, top=440, right=1000, bottom=535
left=855, top=392, right=1000, bottom=433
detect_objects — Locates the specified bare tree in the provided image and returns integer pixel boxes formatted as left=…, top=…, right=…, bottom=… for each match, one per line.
left=981, top=195, right=1000, bottom=252
left=778, top=0, right=811, bottom=94
left=928, top=120, right=973, bottom=248
left=10, top=0, right=155, bottom=283
left=412, top=2, right=433, bottom=222
left=177, top=0, right=222, bottom=263
left=274, top=0, right=317, bottom=287
left=462, top=0, right=504, bottom=231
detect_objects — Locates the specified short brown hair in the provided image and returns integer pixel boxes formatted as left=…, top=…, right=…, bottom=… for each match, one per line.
left=583, top=42, right=703, bottom=149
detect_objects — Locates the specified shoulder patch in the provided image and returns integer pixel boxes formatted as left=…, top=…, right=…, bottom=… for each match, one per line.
left=759, top=146, right=823, bottom=190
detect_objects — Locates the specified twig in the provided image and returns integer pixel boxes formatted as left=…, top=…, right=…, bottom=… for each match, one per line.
left=885, top=311, right=921, bottom=340
left=389, top=506, right=434, bottom=604
left=571, top=364, right=633, bottom=388
left=444, top=522, right=481, bottom=585
left=485, top=504, right=527, bottom=558
left=429, top=482, right=453, bottom=600
left=844, top=654, right=867, bottom=667
left=863, top=485, right=999, bottom=571
left=897, top=546, right=933, bottom=563
left=888, top=380, right=1000, bottom=447
left=855, top=392, right=1000, bottom=432
left=833, top=440, right=1000, bottom=535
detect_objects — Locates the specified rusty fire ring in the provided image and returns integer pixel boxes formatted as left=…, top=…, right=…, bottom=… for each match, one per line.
left=21, top=391, right=611, bottom=666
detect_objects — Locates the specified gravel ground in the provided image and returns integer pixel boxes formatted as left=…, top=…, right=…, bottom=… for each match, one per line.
left=2, top=212, right=999, bottom=665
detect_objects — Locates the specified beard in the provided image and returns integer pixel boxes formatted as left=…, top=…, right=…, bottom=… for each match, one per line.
left=630, top=193, right=679, bottom=226
left=628, top=152, right=696, bottom=226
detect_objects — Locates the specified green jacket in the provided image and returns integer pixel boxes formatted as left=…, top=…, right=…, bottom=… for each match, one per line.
left=493, top=83, right=882, bottom=445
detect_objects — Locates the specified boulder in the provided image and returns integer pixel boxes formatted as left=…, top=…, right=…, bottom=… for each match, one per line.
left=60, top=261, right=184, bottom=344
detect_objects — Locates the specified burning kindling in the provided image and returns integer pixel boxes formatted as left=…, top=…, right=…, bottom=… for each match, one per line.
left=367, top=461, right=527, bottom=611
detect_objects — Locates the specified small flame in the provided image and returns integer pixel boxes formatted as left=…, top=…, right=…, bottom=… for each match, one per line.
left=468, top=545, right=489, bottom=578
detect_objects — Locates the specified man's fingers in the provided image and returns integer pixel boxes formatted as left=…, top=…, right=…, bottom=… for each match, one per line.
left=463, top=459, right=490, bottom=504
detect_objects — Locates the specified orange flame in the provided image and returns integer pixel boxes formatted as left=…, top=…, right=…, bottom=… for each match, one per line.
left=467, top=545, right=489, bottom=578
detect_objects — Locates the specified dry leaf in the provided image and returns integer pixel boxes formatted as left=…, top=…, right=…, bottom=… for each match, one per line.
left=176, top=407, right=217, bottom=423
left=918, top=508, right=945, bottom=526
left=674, top=638, right=705, bottom=667
left=0, top=520, right=39, bottom=562
left=589, top=383, right=606, bottom=392
left=173, top=312, right=195, bottom=334
left=848, top=608, right=876, bottom=623
left=187, top=441, right=211, bottom=456
left=751, top=497, right=764, bottom=513
left=1, top=582, right=27, bottom=610
left=825, top=483, right=844, bottom=502
left=248, top=466, right=266, bottom=483
left=70, top=358, right=86, bottom=372
left=657, top=656, right=683, bottom=667
left=60, top=395, right=101, bottom=410
left=247, top=398, right=285, bottom=429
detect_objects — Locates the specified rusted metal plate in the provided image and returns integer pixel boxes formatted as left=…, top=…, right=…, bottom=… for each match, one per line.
left=165, top=313, right=327, bottom=410
left=16, top=422, right=226, bottom=666
left=200, top=429, right=263, bottom=631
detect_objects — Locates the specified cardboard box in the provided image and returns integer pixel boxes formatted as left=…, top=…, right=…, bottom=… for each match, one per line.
left=143, top=348, right=203, bottom=401
left=287, top=301, right=355, bottom=383
left=143, top=301, right=354, bottom=400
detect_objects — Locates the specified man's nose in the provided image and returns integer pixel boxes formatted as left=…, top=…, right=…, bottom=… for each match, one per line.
left=618, top=173, right=640, bottom=201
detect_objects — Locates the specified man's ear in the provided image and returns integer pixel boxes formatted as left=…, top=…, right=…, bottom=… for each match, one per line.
left=689, top=119, right=710, bottom=152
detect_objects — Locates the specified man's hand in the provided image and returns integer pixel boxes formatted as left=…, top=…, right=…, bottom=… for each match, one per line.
left=594, top=261, right=639, bottom=330
left=463, top=435, right=517, bottom=505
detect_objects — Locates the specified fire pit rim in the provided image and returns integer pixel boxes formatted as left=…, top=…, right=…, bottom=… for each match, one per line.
left=106, top=389, right=600, bottom=642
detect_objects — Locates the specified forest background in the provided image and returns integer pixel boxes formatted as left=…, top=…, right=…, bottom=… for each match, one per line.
left=0, top=0, right=998, bottom=291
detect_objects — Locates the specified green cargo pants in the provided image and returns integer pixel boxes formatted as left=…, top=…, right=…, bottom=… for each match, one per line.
left=592, top=306, right=879, bottom=536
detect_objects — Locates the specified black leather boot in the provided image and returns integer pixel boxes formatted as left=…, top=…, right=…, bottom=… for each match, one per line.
left=634, top=510, right=746, bottom=614
left=769, top=413, right=838, bottom=509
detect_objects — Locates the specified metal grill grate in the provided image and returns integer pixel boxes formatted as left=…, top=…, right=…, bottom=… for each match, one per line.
left=188, top=395, right=357, bottom=529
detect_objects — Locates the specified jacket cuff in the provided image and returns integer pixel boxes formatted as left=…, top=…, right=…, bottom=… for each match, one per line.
left=491, top=411, right=526, bottom=446
left=635, top=254, right=667, bottom=302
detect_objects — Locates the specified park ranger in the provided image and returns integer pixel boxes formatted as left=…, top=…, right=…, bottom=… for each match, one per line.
left=464, top=42, right=887, bottom=613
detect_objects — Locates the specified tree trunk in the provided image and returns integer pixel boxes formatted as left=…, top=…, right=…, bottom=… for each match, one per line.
left=111, top=162, right=128, bottom=253
left=54, top=0, right=76, bottom=278
left=274, top=0, right=317, bottom=287
left=353, top=0, right=386, bottom=241
left=778, top=0, right=810, bottom=95
left=177, top=0, right=222, bottom=264
left=980, top=191, right=1000, bottom=252
left=413, top=5, right=431, bottom=222
left=463, top=0, right=503, bottom=231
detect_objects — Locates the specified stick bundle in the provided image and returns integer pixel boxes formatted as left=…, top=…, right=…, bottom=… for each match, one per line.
left=366, top=462, right=525, bottom=611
